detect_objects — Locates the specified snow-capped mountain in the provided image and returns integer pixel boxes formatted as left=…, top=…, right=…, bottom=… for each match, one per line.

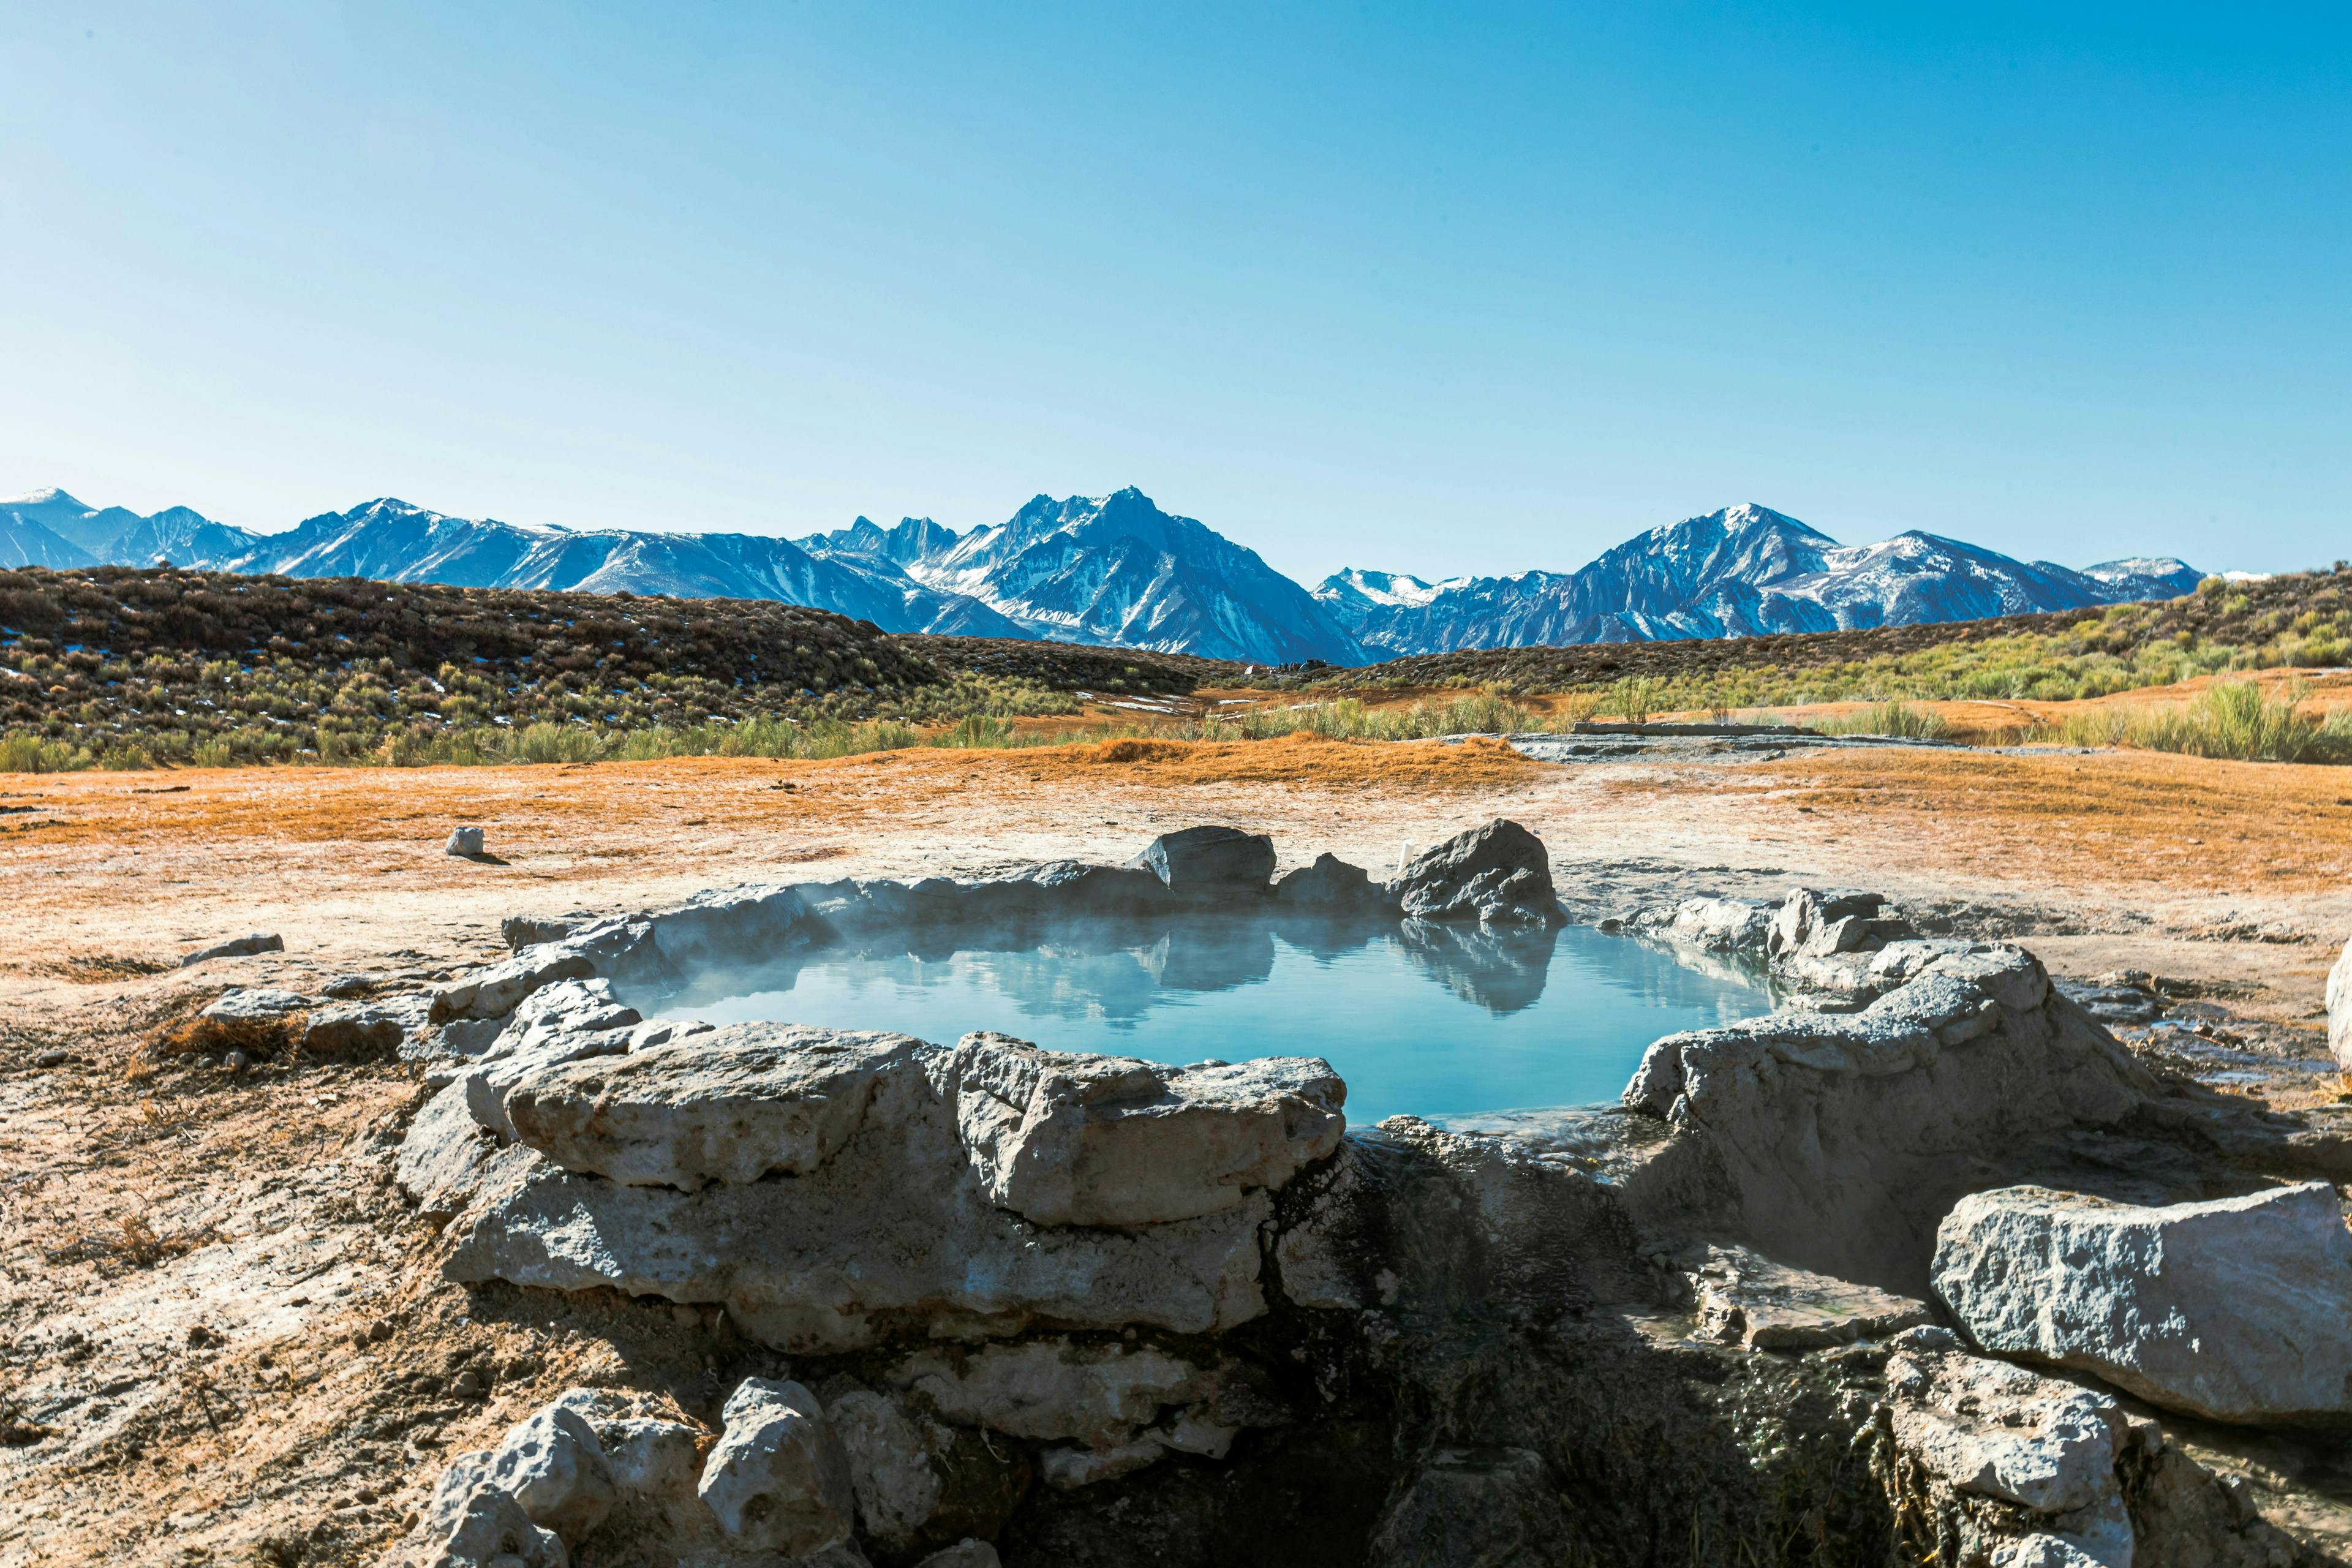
left=7, top=484, right=2208, bottom=663
left=908, top=488, right=1365, bottom=664
left=1318, top=503, right=2203, bottom=657
left=0, top=492, right=1029, bottom=639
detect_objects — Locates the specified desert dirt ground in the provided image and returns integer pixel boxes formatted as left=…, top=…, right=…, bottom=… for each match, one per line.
left=3, top=736, right=2349, bottom=1565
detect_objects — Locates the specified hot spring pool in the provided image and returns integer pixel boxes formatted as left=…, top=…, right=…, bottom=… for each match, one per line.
left=643, top=913, right=1770, bottom=1123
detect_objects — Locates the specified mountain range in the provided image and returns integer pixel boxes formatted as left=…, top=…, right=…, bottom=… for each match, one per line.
left=0, top=486, right=2201, bottom=665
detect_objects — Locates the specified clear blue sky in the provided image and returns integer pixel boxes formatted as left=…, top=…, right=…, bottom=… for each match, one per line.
left=2, top=1, right=2345, bottom=581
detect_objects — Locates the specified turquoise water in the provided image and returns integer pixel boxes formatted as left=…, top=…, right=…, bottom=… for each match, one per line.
left=653, top=915, right=1770, bottom=1123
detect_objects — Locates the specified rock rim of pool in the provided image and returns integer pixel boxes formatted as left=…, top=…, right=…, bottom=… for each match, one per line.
left=386, top=820, right=2352, bottom=1568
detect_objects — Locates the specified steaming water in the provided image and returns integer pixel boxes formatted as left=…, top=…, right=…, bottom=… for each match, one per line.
left=649, top=914, right=1769, bottom=1123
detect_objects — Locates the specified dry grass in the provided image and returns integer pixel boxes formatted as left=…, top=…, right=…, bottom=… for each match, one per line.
left=1736, top=748, right=2352, bottom=894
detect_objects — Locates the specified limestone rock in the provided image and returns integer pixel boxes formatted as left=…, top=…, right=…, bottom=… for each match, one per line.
left=502, top=1027, right=916, bottom=1189
left=1619, top=945, right=2155, bottom=1292
left=1386, top=819, right=1563, bottom=926
left=1687, top=1243, right=1933, bottom=1351
left=488, top=1402, right=615, bottom=1540
left=1129, top=825, right=1276, bottom=892
left=179, top=932, right=282, bottom=967
left=503, top=914, right=575, bottom=951
left=431, top=946, right=597, bottom=1023
left=440, top=1058, right=1273, bottom=1350
left=447, top=825, right=486, bottom=856
left=1272, top=852, right=1390, bottom=909
left=1887, top=1348, right=2132, bottom=1568
left=1932, top=1182, right=2352, bottom=1423
left=830, top=1389, right=944, bottom=1544
left=549, top=1388, right=707, bottom=1500
left=2330, top=936, right=2352, bottom=1071
left=1658, top=895, right=1775, bottom=954
left=698, top=1378, right=856, bottom=1557
left=300, top=998, right=411, bottom=1057
left=398, top=1449, right=568, bottom=1568
left=941, top=1031, right=1345, bottom=1227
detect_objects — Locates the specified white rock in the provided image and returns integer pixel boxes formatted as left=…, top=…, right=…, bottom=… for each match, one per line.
left=943, top=1031, right=1345, bottom=1226
left=697, top=1378, right=856, bottom=1557
left=1660, top=895, right=1774, bottom=953
left=399, top=1449, right=568, bottom=1568
left=447, top=825, right=486, bottom=856
left=488, top=1402, right=614, bottom=1540
left=1887, top=1349, right=2132, bottom=1568
left=431, top=946, right=598, bottom=1024
left=1933, top=1182, right=2352, bottom=1422
left=2329, top=935, right=2352, bottom=1071
left=503, top=1027, right=916, bottom=1188
left=829, top=1390, right=944, bottom=1543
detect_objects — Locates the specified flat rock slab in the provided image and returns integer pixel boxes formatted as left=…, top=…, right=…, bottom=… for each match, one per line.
left=1933, top=1181, right=2352, bottom=1423
left=504, top=1026, right=919, bottom=1188
left=1689, top=1243, right=1932, bottom=1351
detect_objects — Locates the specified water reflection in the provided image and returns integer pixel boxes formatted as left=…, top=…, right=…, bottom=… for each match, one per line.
left=642, top=911, right=1770, bottom=1123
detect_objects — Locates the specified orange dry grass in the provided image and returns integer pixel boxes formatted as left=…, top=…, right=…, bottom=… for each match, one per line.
left=1003, top=731, right=1537, bottom=788
left=0, top=734, right=1531, bottom=853
left=1740, top=748, right=2352, bottom=893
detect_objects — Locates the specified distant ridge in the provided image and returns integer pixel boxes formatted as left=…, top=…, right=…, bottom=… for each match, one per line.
left=1, top=486, right=2203, bottom=662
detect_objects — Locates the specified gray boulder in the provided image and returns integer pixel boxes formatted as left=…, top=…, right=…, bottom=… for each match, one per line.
left=943, top=1031, right=1346, bottom=1227
left=1129, top=825, right=1276, bottom=893
left=179, top=932, right=282, bottom=967
left=447, top=825, right=486, bottom=856
left=698, top=1378, right=856, bottom=1557
left=488, top=1402, right=615, bottom=1540
left=829, top=1390, right=946, bottom=1544
left=1932, top=1182, right=2352, bottom=1423
left=396, top=1449, right=568, bottom=1568
left=503, top=914, right=576, bottom=950
left=1386, top=819, right=1562, bottom=926
left=300, top=998, right=411, bottom=1057
left=2330, top=935, right=2352, bottom=1071
left=1273, top=853, right=1391, bottom=910
left=1887, top=1345, right=2132, bottom=1568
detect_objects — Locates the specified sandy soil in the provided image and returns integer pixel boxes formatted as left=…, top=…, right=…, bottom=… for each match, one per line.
left=2, top=736, right=2348, bottom=1565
